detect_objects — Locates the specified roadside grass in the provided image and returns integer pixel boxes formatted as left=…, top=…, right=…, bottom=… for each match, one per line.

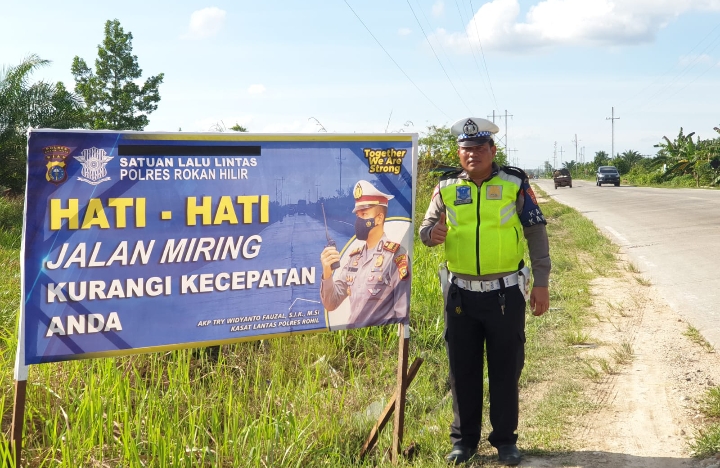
left=634, top=276, right=652, bottom=286
left=1, top=179, right=717, bottom=466
left=611, top=341, right=634, bottom=365
left=683, top=325, right=715, bottom=353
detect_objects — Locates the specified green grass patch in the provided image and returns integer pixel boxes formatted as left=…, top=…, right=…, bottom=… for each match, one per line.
left=691, top=423, right=720, bottom=458
left=683, top=325, right=715, bottom=353
left=0, top=179, right=685, bottom=466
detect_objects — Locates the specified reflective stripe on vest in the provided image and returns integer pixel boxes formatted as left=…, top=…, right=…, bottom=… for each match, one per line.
left=439, top=172, right=524, bottom=275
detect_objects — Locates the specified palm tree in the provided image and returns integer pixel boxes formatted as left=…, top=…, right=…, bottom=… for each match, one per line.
left=562, top=160, right=577, bottom=171
left=653, top=128, right=720, bottom=187
left=619, top=150, right=644, bottom=167
left=0, top=54, right=85, bottom=193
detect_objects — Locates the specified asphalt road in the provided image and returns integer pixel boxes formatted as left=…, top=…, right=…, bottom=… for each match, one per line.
left=533, top=177, right=720, bottom=349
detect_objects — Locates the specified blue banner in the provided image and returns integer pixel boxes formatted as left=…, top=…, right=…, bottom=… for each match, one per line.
left=22, top=131, right=416, bottom=364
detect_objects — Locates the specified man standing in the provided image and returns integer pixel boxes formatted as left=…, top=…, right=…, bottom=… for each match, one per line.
left=320, top=180, right=410, bottom=329
left=420, top=117, right=550, bottom=465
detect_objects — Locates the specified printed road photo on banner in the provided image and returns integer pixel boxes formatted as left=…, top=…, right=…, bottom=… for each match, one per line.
left=20, top=131, right=417, bottom=364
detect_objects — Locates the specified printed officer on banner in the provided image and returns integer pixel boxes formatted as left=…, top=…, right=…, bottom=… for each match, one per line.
left=319, top=180, right=411, bottom=329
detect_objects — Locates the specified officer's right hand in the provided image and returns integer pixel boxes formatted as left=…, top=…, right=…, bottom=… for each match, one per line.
left=430, top=212, right=448, bottom=244
left=320, top=246, right=341, bottom=279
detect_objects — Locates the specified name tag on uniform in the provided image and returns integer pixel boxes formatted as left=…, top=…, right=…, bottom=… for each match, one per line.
left=454, top=186, right=472, bottom=205
left=486, top=185, right=503, bottom=200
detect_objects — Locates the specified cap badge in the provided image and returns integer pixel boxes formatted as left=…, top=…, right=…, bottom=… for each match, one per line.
left=354, top=183, right=363, bottom=200
left=463, top=119, right=479, bottom=137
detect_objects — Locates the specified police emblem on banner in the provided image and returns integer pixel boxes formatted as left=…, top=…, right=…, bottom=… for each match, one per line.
left=486, top=185, right=503, bottom=200
left=44, top=145, right=71, bottom=185
left=74, top=147, right=113, bottom=185
left=455, top=185, right=472, bottom=205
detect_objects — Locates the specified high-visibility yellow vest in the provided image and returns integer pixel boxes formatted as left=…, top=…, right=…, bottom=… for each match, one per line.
left=439, top=171, right=524, bottom=275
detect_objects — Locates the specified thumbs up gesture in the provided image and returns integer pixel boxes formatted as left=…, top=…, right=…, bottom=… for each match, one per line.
left=430, top=212, right=448, bottom=244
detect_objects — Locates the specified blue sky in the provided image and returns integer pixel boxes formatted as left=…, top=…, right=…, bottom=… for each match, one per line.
left=3, top=0, right=720, bottom=170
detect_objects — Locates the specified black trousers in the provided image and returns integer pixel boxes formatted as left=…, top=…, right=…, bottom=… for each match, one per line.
left=444, top=282, right=526, bottom=449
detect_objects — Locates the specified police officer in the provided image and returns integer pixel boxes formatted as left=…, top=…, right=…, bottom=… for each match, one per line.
left=419, top=118, right=550, bottom=465
left=320, top=180, right=411, bottom=329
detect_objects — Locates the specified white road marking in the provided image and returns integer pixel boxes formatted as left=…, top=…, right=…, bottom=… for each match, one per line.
left=605, top=226, right=630, bottom=246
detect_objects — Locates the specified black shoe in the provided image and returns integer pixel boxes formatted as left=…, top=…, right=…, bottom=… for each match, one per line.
left=497, top=444, right=522, bottom=465
left=445, top=444, right=473, bottom=465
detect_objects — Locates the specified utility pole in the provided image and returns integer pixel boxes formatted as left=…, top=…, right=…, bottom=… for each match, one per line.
left=508, top=148, right=518, bottom=166
left=315, top=183, right=320, bottom=202
left=275, top=177, right=285, bottom=205
left=553, top=141, right=557, bottom=170
left=572, top=134, right=580, bottom=163
left=606, top=107, right=620, bottom=158
left=559, top=147, right=565, bottom=165
left=487, top=110, right=496, bottom=123
left=336, top=149, right=347, bottom=197
left=487, top=110, right=513, bottom=153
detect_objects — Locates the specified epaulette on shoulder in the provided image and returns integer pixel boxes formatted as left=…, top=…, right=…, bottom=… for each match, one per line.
left=437, top=167, right=463, bottom=180
left=382, top=241, right=400, bottom=253
left=501, top=165, right=528, bottom=179
left=349, top=247, right=363, bottom=257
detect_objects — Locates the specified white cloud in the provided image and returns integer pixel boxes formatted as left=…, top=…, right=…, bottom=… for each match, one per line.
left=398, top=27, right=412, bottom=36
left=432, top=1, right=445, bottom=17
left=247, top=84, right=266, bottom=95
left=185, top=7, right=226, bottom=39
left=432, top=0, right=720, bottom=52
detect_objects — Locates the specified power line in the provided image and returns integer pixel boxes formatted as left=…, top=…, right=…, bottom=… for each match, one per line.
left=412, top=0, right=482, bottom=105
left=624, top=23, right=720, bottom=115
left=453, top=0, right=496, bottom=109
left=415, top=0, right=484, bottom=106
left=406, top=0, right=474, bottom=114
left=343, top=0, right=450, bottom=120
left=468, top=0, right=500, bottom=112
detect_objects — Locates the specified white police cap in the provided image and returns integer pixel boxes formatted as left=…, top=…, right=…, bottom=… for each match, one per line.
left=450, top=117, right=499, bottom=147
left=352, top=180, right=394, bottom=213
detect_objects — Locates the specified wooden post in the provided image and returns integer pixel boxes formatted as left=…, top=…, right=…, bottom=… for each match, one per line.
left=391, top=323, right=409, bottom=464
left=359, top=357, right=423, bottom=458
left=10, top=380, right=27, bottom=467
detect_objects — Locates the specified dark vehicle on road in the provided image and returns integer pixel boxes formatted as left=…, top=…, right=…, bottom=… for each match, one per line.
left=596, top=166, right=620, bottom=186
left=553, top=168, right=572, bottom=189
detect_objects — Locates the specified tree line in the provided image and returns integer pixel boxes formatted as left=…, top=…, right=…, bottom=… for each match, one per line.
left=550, top=127, right=720, bottom=187
left=419, top=124, right=720, bottom=188
left=0, top=19, right=163, bottom=193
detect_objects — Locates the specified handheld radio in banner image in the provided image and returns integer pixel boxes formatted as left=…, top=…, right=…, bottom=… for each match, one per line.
left=321, top=203, right=340, bottom=271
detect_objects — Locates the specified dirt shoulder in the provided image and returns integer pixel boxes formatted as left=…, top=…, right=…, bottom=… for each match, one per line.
left=523, top=252, right=720, bottom=468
